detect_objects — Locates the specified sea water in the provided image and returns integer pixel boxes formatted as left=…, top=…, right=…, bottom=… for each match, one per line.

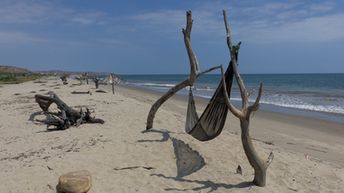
left=120, top=73, right=344, bottom=123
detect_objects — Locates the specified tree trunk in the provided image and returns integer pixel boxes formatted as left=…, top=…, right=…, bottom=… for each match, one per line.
left=94, top=79, right=99, bottom=89
left=240, top=118, right=267, bottom=186
left=111, top=82, right=115, bottom=94
left=146, top=79, right=190, bottom=129
left=111, top=74, right=115, bottom=94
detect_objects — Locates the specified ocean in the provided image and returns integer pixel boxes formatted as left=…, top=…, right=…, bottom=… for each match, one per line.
left=119, top=73, right=344, bottom=123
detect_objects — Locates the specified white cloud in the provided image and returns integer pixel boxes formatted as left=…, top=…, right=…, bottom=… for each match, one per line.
left=0, top=0, right=53, bottom=23
left=131, top=9, right=224, bottom=37
left=0, top=0, right=342, bottom=45
left=0, top=31, right=48, bottom=43
left=130, top=1, right=343, bottom=43
left=245, top=13, right=344, bottom=42
left=309, top=1, right=335, bottom=12
left=0, top=30, right=95, bottom=46
left=0, top=0, right=107, bottom=25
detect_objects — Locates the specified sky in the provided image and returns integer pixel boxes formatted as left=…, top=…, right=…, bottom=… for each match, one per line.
left=0, top=0, right=343, bottom=74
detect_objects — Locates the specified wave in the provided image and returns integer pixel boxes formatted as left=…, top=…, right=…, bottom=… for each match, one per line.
left=259, top=100, right=344, bottom=114
left=127, top=82, right=216, bottom=91
left=126, top=80, right=344, bottom=115
left=192, top=94, right=344, bottom=114
left=127, top=82, right=176, bottom=88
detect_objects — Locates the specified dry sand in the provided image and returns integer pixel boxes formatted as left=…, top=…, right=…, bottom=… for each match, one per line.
left=0, top=77, right=343, bottom=193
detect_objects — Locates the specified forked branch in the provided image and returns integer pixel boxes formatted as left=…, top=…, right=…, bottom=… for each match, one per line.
left=183, top=10, right=199, bottom=83
left=221, top=9, right=272, bottom=187
left=146, top=11, right=223, bottom=129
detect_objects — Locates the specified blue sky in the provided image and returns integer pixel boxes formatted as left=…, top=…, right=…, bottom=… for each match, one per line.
left=0, top=0, right=343, bottom=74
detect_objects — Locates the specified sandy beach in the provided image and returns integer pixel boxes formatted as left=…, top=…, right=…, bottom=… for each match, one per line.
left=0, top=77, right=343, bottom=193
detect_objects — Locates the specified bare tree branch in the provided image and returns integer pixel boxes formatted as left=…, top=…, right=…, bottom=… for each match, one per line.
left=266, top=152, right=274, bottom=167
left=222, top=9, right=271, bottom=187
left=183, top=10, right=199, bottom=83
left=147, top=11, right=221, bottom=129
left=146, top=79, right=191, bottom=129
left=223, top=10, right=248, bottom=108
left=248, top=83, right=263, bottom=113
left=219, top=65, right=245, bottom=118
left=196, top=65, right=221, bottom=77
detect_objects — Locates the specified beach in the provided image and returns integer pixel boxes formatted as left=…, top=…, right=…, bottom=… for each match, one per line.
left=0, top=77, right=343, bottom=193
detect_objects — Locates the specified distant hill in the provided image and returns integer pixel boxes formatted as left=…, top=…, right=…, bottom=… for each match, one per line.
left=36, top=70, right=112, bottom=77
left=0, top=65, right=31, bottom=74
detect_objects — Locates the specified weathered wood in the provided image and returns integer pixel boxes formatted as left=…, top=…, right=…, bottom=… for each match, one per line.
left=146, top=11, right=220, bottom=130
left=93, top=77, right=100, bottom=89
left=60, top=75, right=68, bottom=85
left=82, top=73, right=89, bottom=84
left=221, top=10, right=273, bottom=187
left=71, top=91, right=91, bottom=95
left=183, top=10, right=199, bottom=83
left=95, top=90, right=107, bottom=93
left=146, top=79, right=191, bottom=129
left=111, top=73, right=115, bottom=94
left=34, top=92, right=104, bottom=130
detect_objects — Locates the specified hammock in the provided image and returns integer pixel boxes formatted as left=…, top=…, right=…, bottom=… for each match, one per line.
left=185, top=63, right=234, bottom=141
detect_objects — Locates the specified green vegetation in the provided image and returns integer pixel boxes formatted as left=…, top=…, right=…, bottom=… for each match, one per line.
left=0, top=73, right=42, bottom=84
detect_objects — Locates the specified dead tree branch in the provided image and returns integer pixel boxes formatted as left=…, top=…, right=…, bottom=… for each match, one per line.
left=60, top=75, right=68, bottom=85
left=93, top=77, right=100, bottom=89
left=146, top=11, right=220, bottom=129
left=221, top=10, right=273, bottom=187
left=34, top=92, right=104, bottom=130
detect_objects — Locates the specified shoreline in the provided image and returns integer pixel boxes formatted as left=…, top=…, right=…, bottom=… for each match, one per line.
left=1, top=77, right=343, bottom=192
left=112, top=84, right=344, bottom=167
left=118, top=84, right=344, bottom=131
left=122, top=83, right=344, bottom=124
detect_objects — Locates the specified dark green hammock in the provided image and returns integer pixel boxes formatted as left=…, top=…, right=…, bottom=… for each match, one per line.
left=185, top=63, right=234, bottom=141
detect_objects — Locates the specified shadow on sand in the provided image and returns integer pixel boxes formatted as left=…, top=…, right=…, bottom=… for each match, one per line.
left=29, top=111, right=66, bottom=132
left=138, top=129, right=172, bottom=143
left=151, top=173, right=253, bottom=192
left=139, top=129, right=205, bottom=177
left=140, top=129, right=253, bottom=192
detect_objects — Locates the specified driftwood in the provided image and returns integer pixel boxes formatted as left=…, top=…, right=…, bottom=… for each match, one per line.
left=111, top=73, right=115, bottom=94
left=146, top=11, right=222, bottom=129
left=93, top=77, right=100, bottom=89
left=220, top=10, right=273, bottom=186
left=34, top=92, right=104, bottom=130
left=60, top=75, right=68, bottom=85
left=145, top=10, right=273, bottom=187
left=71, top=91, right=91, bottom=95
left=83, top=73, right=89, bottom=84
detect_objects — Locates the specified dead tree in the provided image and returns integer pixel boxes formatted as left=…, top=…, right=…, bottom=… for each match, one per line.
left=82, top=73, right=89, bottom=84
left=146, top=10, right=273, bottom=187
left=34, top=92, right=104, bottom=130
left=220, top=10, right=273, bottom=186
left=93, top=77, right=100, bottom=89
left=110, top=73, right=115, bottom=94
left=60, top=75, right=68, bottom=85
left=75, top=76, right=83, bottom=85
left=146, top=11, right=221, bottom=129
